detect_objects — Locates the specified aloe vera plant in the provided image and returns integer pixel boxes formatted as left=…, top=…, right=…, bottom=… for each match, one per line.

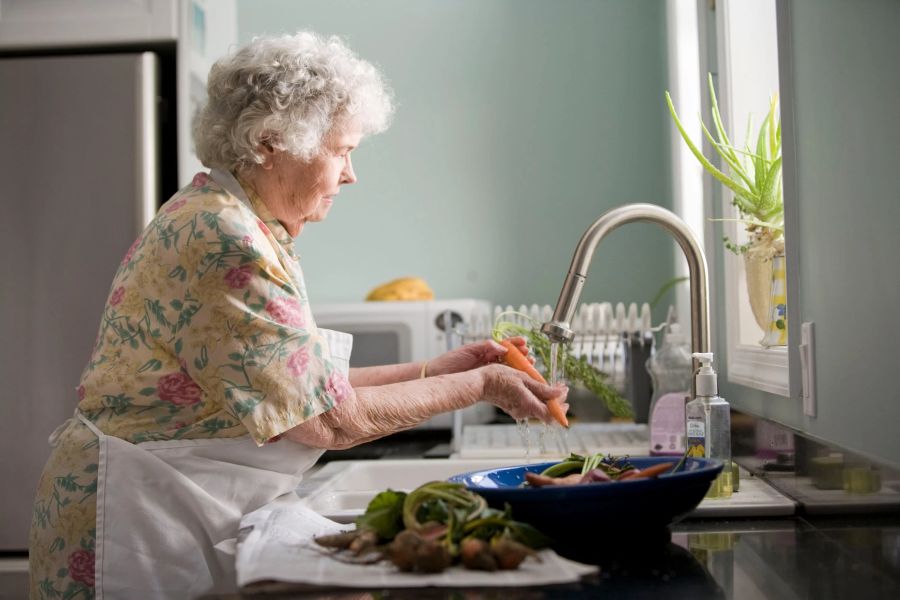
left=666, top=74, right=783, bottom=256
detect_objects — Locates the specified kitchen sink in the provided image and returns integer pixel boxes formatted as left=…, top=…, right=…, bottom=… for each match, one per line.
left=295, top=458, right=797, bottom=523
left=296, top=458, right=527, bottom=522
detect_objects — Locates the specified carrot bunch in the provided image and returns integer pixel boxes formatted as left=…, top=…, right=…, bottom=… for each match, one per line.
left=498, top=339, right=569, bottom=428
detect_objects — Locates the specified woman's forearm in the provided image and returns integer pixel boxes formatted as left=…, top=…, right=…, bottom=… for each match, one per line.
left=348, top=361, right=425, bottom=387
left=285, top=370, right=482, bottom=449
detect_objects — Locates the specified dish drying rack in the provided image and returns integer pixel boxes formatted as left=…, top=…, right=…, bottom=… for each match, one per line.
left=444, top=301, right=667, bottom=455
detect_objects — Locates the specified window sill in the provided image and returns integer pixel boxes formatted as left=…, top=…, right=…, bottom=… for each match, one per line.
left=727, top=344, right=790, bottom=397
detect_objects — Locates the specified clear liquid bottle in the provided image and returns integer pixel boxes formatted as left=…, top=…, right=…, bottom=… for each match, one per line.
left=646, top=322, right=692, bottom=456
left=685, top=352, right=733, bottom=498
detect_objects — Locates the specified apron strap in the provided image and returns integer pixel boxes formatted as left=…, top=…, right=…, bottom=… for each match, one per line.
left=75, top=410, right=105, bottom=439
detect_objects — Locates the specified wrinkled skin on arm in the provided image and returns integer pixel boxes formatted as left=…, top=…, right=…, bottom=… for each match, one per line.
left=285, top=363, right=567, bottom=450
left=347, top=337, right=533, bottom=387
left=425, top=337, right=534, bottom=376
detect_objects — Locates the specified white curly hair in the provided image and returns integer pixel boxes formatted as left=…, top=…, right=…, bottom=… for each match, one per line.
left=192, top=31, right=394, bottom=171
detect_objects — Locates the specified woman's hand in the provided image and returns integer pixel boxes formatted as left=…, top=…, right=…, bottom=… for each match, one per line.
left=480, top=363, right=569, bottom=423
left=426, top=337, right=533, bottom=376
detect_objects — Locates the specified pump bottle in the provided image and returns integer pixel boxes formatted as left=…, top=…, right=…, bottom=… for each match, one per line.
left=685, top=352, right=733, bottom=498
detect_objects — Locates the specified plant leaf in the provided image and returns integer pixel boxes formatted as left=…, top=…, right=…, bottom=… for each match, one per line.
left=758, top=156, right=783, bottom=215
left=355, top=489, right=408, bottom=541
left=708, top=73, right=737, bottom=154
left=649, top=276, right=689, bottom=310
left=700, top=122, right=756, bottom=191
left=769, top=93, right=780, bottom=159
left=754, top=111, right=773, bottom=192
left=666, top=92, right=753, bottom=201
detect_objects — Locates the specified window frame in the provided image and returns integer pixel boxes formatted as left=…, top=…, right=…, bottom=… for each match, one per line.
left=713, top=0, right=790, bottom=397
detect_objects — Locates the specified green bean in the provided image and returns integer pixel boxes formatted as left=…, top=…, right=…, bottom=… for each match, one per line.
left=538, top=460, right=584, bottom=478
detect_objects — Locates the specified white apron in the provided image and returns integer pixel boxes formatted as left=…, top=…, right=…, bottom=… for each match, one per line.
left=78, top=170, right=354, bottom=598
left=79, top=328, right=350, bottom=599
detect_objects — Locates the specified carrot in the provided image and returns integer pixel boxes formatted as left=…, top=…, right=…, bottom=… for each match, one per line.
left=499, top=339, right=569, bottom=428
left=619, top=462, right=675, bottom=480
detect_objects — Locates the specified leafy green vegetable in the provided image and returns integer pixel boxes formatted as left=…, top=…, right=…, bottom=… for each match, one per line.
left=416, top=498, right=449, bottom=525
left=356, top=489, right=407, bottom=540
left=506, top=520, right=551, bottom=549
left=462, top=510, right=512, bottom=541
left=403, top=482, right=486, bottom=534
left=537, top=460, right=584, bottom=478
left=323, top=481, right=550, bottom=573
left=492, top=312, right=633, bottom=418
left=400, top=481, right=546, bottom=552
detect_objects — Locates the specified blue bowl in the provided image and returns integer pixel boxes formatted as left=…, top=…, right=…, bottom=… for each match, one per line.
left=448, top=457, right=723, bottom=544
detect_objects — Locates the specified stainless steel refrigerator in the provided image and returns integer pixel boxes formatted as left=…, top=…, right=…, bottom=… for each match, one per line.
left=0, top=51, right=173, bottom=550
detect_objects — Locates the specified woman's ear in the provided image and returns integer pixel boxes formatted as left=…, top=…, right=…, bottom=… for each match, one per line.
left=258, top=139, right=277, bottom=170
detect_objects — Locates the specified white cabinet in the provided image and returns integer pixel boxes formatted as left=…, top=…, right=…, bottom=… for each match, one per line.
left=0, top=0, right=237, bottom=187
left=0, top=0, right=178, bottom=48
left=175, top=0, right=238, bottom=185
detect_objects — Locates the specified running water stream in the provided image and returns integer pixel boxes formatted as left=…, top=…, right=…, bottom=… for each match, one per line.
left=515, top=340, right=571, bottom=459
left=549, top=341, right=571, bottom=456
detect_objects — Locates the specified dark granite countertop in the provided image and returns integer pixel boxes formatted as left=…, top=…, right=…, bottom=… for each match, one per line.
left=221, top=515, right=900, bottom=599
left=223, top=416, right=900, bottom=598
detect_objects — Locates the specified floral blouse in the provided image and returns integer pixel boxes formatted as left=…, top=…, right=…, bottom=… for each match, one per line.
left=78, top=170, right=349, bottom=444
left=30, top=172, right=351, bottom=598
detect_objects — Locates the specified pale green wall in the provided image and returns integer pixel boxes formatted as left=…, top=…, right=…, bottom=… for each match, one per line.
left=236, top=0, right=674, bottom=309
left=720, top=0, right=900, bottom=468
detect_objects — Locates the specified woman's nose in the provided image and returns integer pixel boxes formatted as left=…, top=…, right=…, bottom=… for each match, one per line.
left=341, top=156, right=357, bottom=185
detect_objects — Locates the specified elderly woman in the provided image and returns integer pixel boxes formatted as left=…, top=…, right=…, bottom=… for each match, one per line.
left=28, top=32, right=567, bottom=598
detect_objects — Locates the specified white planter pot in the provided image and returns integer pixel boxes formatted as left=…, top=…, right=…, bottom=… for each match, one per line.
left=743, top=253, right=787, bottom=347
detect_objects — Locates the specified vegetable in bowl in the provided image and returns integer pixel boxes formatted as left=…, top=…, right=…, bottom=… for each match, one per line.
left=522, top=452, right=681, bottom=487
left=448, top=455, right=723, bottom=547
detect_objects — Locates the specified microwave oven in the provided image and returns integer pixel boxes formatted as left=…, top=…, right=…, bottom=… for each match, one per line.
left=311, top=298, right=496, bottom=429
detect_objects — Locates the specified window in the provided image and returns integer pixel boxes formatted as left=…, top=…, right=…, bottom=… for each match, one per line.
left=715, top=0, right=788, bottom=395
left=670, top=0, right=789, bottom=395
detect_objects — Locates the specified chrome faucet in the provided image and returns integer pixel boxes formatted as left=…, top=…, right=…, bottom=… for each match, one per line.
left=541, top=203, right=710, bottom=361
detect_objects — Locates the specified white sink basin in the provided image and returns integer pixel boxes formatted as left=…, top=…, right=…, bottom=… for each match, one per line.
left=296, top=458, right=530, bottom=523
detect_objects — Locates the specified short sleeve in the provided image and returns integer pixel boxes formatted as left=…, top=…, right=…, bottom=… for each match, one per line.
left=165, top=201, right=346, bottom=445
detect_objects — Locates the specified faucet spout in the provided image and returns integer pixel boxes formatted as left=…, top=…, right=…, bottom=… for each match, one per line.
left=541, top=203, right=710, bottom=358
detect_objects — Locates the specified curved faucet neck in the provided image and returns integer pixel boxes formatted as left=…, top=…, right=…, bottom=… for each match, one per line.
left=543, top=203, right=710, bottom=358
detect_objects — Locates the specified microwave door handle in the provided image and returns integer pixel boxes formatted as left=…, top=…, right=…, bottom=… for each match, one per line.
left=443, top=309, right=464, bottom=454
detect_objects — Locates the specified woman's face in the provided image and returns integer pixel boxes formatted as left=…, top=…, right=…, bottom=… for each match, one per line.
left=255, top=121, right=363, bottom=236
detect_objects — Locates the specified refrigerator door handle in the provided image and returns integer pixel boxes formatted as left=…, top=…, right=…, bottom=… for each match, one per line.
left=135, top=52, right=159, bottom=233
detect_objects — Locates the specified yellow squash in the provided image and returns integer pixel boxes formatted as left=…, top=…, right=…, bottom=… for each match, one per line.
left=365, top=277, right=434, bottom=301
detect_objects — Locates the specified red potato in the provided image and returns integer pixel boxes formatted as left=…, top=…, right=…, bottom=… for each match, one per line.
left=460, top=538, right=498, bottom=571
left=580, top=468, right=613, bottom=484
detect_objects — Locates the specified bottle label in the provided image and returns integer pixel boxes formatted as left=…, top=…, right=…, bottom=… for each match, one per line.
left=686, top=418, right=706, bottom=458
left=650, top=392, right=686, bottom=456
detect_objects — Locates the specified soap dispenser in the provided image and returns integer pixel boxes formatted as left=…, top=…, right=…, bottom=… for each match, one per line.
left=685, top=352, right=733, bottom=498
